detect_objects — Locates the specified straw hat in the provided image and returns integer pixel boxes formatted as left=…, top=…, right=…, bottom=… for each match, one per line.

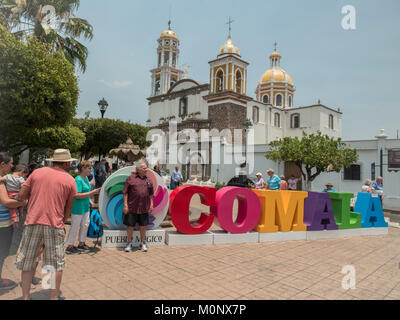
left=46, top=149, right=77, bottom=162
left=267, top=168, right=274, bottom=173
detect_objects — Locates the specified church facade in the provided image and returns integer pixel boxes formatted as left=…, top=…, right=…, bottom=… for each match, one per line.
left=146, top=25, right=342, bottom=184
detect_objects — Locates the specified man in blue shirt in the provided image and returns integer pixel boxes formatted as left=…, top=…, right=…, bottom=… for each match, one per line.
left=266, top=169, right=281, bottom=190
left=170, top=166, right=183, bottom=190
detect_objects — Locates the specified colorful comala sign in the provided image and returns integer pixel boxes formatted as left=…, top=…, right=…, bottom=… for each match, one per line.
left=99, top=169, right=387, bottom=236
left=168, top=186, right=388, bottom=235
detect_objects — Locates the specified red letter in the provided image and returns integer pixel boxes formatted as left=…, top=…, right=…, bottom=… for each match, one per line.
left=169, top=185, right=216, bottom=234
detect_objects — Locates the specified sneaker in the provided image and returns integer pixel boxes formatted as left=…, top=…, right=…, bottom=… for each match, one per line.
left=124, top=243, right=133, bottom=252
left=141, top=242, right=148, bottom=252
left=0, top=279, right=18, bottom=290
left=77, top=244, right=91, bottom=252
left=65, top=247, right=80, bottom=255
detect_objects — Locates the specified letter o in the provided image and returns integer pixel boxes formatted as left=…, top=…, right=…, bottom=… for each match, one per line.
left=211, top=187, right=261, bottom=233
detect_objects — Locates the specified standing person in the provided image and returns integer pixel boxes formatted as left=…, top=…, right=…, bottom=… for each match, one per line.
left=266, top=169, right=281, bottom=190
left=123, top=161, right=154, bottom=253
left=361, top=179, right=375, bottom=193
left=4, top=164, right=29, bottom=222
left=65, top=161, right=101, bottom=254
left=288, top=174, right=299, bottom=191
left=170, top=166, right=183, bottom=190
left=280, top=175, right=288, bottom=190
left=15, top=149, right=78, bottom=300
left=323, top=183, right=336, bottom=192
left=253, top=173, right=265, bottom=189
left=153, top=164, right=161, bottom=177
left=0, top=152, right=25, bottom=290
left=95, top=159, right=107, bottom=188
left=372, top=176, right=384, bottom=203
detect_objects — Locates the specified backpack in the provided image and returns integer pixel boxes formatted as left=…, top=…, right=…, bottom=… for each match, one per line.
left=87, top=209, right=104, bottom=249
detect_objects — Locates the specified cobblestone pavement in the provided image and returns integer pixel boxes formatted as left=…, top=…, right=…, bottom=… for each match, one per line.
left=1, top=195, right=400, bottom=300
left=1, top=222, right=399, bottom=300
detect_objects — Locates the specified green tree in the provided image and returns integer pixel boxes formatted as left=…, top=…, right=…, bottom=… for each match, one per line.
left=73, top=118, right=150, bottom=160
left=0, top=25, right=84, bottom=154
left=0, top=0, right=93, bottom=72
left=265, top=131, right=358, bottom=190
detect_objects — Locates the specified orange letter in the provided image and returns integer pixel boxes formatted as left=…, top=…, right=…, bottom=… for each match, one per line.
left=253, top=190, right=308, bottom=233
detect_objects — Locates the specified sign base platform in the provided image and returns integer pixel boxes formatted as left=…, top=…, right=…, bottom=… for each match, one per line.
left=259, top=231, right=307, bottom=242
left=101, top=229, right=166, bottom=248
left=166, top=231, right=213, bottom=246
left=212, top=231, right=259, bottom=244
left=306, top=227, right=388, bottom=240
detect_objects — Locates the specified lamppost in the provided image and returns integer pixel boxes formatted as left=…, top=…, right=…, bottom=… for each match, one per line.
left=242, top=118, right=253, bottom=167
left=98, top=98, right=109, bottom=118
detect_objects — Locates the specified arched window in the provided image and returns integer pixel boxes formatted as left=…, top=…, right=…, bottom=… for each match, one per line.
left=329, top=114, right=334, bottom=129
left=235, top=70, right=242, bottom=94
left=288, top=96, right=293, bottom=107
left=216, top=70, right=224, bottom=93
left=164, top=51, right=169, bottom=64
left=262, top=94, right=269, bottom=104
left=158, top=53, right=161, bottom=67
left=276, top=94, right=283, bottom=107
left=155, top=79, right=160, bottom=95
left=179, top=97, right=188, bottom=117
left=252, top=106, right=259, bottom=124
left=172, top=53, right=177, bottom=67
left=291, top=113, right=300, bottom=128
left=274, top=113, right=280, bottom=127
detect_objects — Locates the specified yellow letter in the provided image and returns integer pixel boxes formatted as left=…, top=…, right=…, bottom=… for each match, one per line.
left=253, top=190, right=308, bottom=233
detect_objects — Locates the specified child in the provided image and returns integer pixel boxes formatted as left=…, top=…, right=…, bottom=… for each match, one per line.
left=4, top=164, right=29, bottom=222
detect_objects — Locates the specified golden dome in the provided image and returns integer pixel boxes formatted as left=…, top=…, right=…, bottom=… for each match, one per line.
left=270, top=51, right=281, bottom=57
left=219, top=36, right=240, bottom=56
left=260, top=68, right=293, bottom=85
left=160, top=29, right=178, bottom=39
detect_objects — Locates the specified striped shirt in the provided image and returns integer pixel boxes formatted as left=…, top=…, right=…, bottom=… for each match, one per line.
left=0, top=204, right=12, bottom=228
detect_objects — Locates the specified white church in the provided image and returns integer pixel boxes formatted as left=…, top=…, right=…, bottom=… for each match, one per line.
left=146, top=24, right=400, bottom=209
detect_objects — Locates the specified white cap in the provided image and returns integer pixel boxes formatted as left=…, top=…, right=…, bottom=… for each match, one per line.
left=256, top=172, right=262, bottom=176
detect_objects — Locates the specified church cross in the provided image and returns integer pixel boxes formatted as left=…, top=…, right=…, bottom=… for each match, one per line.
left=226, top=16, right=234, bottom=36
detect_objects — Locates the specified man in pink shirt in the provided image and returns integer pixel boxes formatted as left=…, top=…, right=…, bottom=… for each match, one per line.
left=15, top=149, right=77, bottom=300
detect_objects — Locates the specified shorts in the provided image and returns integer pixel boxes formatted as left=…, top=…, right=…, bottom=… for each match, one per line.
left=123, top=212, right=149, bottom=227
left=15, top=225, right=66, bottom=272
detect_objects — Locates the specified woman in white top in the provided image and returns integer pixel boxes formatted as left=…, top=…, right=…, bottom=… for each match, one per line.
left=288, top=174, right=299, bottom=190
left=253, top=173, right=266, bottom=189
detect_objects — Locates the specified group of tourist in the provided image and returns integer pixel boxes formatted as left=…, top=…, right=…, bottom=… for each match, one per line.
left=251, top=169, right=301, bottom=191
left=0, top=149, right=155, bottom=300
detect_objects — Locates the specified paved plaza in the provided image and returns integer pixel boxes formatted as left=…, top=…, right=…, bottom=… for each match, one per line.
left=1, top=213, right=400, bottom=300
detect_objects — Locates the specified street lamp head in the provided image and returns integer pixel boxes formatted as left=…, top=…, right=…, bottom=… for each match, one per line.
left=242, top=118, right=253, bottom=130
left=98, top=98, right=109, bottom=118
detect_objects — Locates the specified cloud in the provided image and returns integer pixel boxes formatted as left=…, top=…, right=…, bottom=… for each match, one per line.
left=99, top=80, right=132, bottom=89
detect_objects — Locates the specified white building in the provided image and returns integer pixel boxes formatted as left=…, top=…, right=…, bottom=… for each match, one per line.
left=145, top=24, right=400, bottom=208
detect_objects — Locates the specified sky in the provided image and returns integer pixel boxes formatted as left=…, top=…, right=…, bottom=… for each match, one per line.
left=75, top=0, right=400, bottom=140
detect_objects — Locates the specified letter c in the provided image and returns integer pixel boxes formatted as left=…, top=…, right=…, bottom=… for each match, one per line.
left=169, top=185, right=216, bottom=234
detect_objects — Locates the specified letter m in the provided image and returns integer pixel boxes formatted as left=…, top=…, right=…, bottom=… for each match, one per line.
left=254, top=190, right=308, bottom=232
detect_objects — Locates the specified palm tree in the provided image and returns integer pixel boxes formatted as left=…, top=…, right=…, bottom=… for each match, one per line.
left=0, top=0, right=93, bottom=72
